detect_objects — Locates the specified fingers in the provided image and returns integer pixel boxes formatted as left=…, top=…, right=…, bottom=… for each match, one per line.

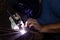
left=24, top=18, right=42, bottom=32
left=25, top=21, right=28, bottom=28
left=25, top=18, right=38, bottom=28
left=25, top=21, right=34, bottom=28
left=25, top=19, right=32, bottom=28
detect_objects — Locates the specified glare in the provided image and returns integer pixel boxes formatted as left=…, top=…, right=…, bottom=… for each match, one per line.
left=19, top=29, right=27, bottom=35
left=13, top=25, right=19, bottom=31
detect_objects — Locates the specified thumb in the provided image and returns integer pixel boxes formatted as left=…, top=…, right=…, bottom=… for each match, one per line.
left=25, top=21, right=34, bottom=28
left=24, top=21, right=28, bottom=28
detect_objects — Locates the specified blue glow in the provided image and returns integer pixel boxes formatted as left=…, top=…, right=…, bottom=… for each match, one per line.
left=16, top=3, right=32, bottom=18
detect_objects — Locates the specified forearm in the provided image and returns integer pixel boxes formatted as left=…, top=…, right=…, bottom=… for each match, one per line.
left=40, top=23, right=60, bottom=33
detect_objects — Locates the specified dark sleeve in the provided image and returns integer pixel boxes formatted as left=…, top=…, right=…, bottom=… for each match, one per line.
left=49, top=0, right=60, bottom=17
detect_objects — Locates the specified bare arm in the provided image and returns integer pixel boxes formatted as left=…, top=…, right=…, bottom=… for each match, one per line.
left=25, top=18, right=60, bottom=33
left=40, top=22, right=60, bottom=33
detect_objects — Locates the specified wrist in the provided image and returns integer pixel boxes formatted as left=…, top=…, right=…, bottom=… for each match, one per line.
left=40, top=25, right=52, bottom=33
left=37, top=25, right=43, bottom=33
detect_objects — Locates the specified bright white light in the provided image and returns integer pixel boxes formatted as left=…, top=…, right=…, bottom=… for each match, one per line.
left=13, top=25, right=19, bottom=31
left=19, top=29, right=27, bottom=35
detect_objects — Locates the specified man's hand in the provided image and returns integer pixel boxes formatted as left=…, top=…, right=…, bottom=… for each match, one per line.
left=25, top=18, right=42, bottom=32
left=25, top=18, right=60, bottom=33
